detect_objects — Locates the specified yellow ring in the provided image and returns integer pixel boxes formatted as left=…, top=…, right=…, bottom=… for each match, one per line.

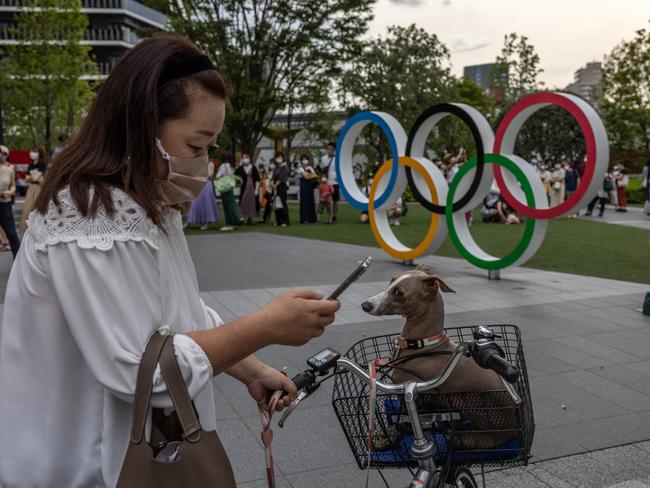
left=369, top=156, right=441, bottom=261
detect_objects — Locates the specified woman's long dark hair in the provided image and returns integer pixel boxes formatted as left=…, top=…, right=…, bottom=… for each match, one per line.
left=34, top=34, right=229, bottom=227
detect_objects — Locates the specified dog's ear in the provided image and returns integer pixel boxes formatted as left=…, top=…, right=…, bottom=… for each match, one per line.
left=421, top=275, right=455, bottom=295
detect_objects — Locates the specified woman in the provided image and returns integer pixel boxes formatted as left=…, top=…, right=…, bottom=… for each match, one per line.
left=0, top=35, right=339, bottom=488
left=298, top=154, right=317, bottom=224
left=613, top=164, right=629, bottom=212
left=19, top=147, right=47, bottom=233
left=234, top=152, right=260, bottom=224
left=259, top=164, right=274, bottom=223
left=272, top=151, right=290, bottom=227
left=215, top=154, right=240, bottom=231
left=187, top=159, right=220, bottom=230
left=0, top=145, right=20, bottom=256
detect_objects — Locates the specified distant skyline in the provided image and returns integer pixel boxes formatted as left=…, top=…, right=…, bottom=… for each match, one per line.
left=369, top=0, right=649, bottom=88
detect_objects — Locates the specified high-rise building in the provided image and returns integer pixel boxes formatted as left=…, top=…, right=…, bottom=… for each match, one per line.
left=0, top=0, right=168, bottom=79
left=565, top=61, right=602, bottom=106
left=463, top=63, right=500, bottom=91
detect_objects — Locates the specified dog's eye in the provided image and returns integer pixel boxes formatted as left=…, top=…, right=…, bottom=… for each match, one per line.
left=393, top=288, right=404, bottom=298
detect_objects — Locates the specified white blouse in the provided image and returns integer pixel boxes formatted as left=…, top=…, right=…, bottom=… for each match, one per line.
left=0, top=187, right=222, bottom=488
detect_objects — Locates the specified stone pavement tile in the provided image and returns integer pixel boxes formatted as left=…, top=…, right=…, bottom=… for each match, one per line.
left=545, top=413, right=650, bottom=452
left=526, top=339, right=614, bottom=369
left=529, top=374, right=622, bottom=421
left=482, top=468, right=551, bottom=488
left=553, top=370, right=650, bottom=412
left=533, top=445, right=650, bottom=488
left=636, top=441, right=650, bottom=454
left=220, top=298, right=260, bottom=316
left=214, top=373, right=270, bottom=419
left=284, top=462, right=411, bottom=488
left=211, top=379, right=240, bottom=421
left=237, top=287, right=275, bottom=307
left=524, top=347, right=579, bottom=374
left=605, top=480, right=650, bottom=488
left=529, top=425, right=589, bottom=461
left=216, top=417, right=283, bottom=484
left=589, top=364, right=650, bottom=396
left=553, top=335, right=644, bottom=365
left=240, top=405, right=353, bottom=476
left=239, top=475, right=293, bottom=488
left=204, top=300, right=237, bottom=322
left=526, top=465, right=575, bottom=488
left=587, top=331, right=650, bottom=360
left=209, top=289, right=249, bottom=301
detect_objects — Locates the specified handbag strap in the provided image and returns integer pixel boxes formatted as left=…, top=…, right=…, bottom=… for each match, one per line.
left=159, top=335, right=203, bottom=442
left=130, top=331, right=171, bottom=443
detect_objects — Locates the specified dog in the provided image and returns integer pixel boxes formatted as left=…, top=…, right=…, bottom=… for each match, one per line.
left=361, top=265, right=516, bottom=451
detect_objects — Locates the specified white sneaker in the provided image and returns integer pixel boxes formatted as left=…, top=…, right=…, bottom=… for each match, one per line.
left=393, top=220, right=400, bottom=227
left=200, top=224, right=209, bottom=230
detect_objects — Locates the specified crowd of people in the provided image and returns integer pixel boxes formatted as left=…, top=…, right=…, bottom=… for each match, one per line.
left=184, top=142, right=342, bottom=229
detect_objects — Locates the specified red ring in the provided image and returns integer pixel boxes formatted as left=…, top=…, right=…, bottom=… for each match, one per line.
left=493, top=92, right=597, bottom=219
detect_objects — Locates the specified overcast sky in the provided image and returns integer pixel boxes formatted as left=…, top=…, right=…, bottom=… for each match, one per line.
left=369, top=0, right=649, bottom=88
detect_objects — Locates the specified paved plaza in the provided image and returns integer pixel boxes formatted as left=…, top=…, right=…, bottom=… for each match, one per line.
left=0, top=230, right=649, bottom=487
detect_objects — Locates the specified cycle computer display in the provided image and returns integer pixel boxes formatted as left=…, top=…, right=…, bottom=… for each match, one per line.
left=307, top=348, right=340, bottom=374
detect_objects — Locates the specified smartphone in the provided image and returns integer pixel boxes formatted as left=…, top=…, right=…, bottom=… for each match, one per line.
left=326, top=256, right=374, bottom=301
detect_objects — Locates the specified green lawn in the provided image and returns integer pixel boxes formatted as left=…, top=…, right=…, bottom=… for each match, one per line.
left=186, top=202, right=650, bottom=285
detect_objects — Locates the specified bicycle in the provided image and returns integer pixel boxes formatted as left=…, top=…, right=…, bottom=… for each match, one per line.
left=279, top=325, right=534, bottom=488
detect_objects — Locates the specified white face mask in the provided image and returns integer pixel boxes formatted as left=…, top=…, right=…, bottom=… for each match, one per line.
left=301, top=159, right=308, bottom=165
left=29, top=151, right=39, bottom=161
left=155, top=138, right=209, bottom=205
left=269, top=164, right=275, bottom=171
left=241, top=158, right=251, bottom=166
left=275, top=157, right=283, bottom=164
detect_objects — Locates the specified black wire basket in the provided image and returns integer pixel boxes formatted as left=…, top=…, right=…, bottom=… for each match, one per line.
left=331, top=325, right=534, bottom=470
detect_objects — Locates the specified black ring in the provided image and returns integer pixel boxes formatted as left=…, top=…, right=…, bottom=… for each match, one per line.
left=405, top=103, right=486, bottom=215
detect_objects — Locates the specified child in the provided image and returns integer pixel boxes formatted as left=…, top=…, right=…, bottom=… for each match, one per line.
left=317, top=176, right=334, bottom=224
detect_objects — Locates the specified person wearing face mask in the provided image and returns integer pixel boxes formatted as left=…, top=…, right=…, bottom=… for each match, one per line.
left=234, top=152, right=260, bottom=224
left=19, top=147, right=47, bottom=234
left=0, top=145, right=20, bottom=257
left=215, top=151, right=240, bottom=231
left=643, top=158, right=650, bottom=215
left=271, top=151, right=290, bottom=227
left=612, top=163, right=629, bottom=212
left=0, top=35, right=340, bottom=488
left=261, top=163, right=274, bottom=223
left=297, top=154, right=317, bottom=224
left=319, top=142, right=339, bottom=222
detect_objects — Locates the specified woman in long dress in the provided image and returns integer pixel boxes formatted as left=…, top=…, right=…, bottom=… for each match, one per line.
left=187, top=161, right=219, bottom=230
left=298, top=155, right=317, bottom=223
left=234, top=152, right=259, bottom=224
left=0, top=35, right=339, bottom=488
left=19, top=147, right=47, bottom=233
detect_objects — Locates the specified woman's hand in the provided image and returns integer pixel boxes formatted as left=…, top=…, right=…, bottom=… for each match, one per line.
left=245, top=363, right=297, bottom=412
left=255, top=289, right=340, bottom=346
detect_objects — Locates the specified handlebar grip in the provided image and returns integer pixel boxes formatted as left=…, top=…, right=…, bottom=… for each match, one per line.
left=291, top=370, right=316, bottom=390
left=474, top=344, right=520, bottom=383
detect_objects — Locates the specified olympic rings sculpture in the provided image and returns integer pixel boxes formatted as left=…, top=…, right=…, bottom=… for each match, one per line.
left=335, top=92, right=609, bottom=270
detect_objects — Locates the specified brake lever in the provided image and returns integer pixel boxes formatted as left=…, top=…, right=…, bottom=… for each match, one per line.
left=278, top=382, right=322, bottom=428
left=499, top=376, right=522, bottom=405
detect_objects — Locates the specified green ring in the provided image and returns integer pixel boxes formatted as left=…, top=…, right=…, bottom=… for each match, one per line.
left=445, top=154, right=537, bottom=270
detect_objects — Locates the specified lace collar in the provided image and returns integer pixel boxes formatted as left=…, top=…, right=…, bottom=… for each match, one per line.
left=27, top=186, right=169, bottom=252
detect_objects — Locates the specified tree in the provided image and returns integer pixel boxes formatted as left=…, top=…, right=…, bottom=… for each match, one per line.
left=338, top=24, right=456, bottom=164
left=490, top=33, right=543, bottom=107
left=0, top=0, right=97, bottom=154
left=601, top=22, right=650, bottom=167
left=161, top=0, right=375, bottom=154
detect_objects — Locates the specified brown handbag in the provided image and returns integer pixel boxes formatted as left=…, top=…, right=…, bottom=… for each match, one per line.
left=116, top=332, right=236, bottom=487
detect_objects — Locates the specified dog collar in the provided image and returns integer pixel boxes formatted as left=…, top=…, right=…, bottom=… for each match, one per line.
left=395, top=331, right=447, bottom=350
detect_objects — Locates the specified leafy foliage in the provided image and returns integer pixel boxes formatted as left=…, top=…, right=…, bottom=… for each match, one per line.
left=162, top=0, right=375, bottom=154
left=0, top=0, right=97, bottom=153
left=601, top=23, right=650, bottom=168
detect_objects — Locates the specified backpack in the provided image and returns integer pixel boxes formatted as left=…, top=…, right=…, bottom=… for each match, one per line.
left=603, top=176, right=614, bottom=192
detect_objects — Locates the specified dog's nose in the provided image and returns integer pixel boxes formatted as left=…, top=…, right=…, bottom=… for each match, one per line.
left=361, top=301, right=373, bottom=313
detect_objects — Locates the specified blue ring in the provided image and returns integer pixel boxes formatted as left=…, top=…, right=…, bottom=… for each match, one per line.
left=335, top=111, right=400, bottom=211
